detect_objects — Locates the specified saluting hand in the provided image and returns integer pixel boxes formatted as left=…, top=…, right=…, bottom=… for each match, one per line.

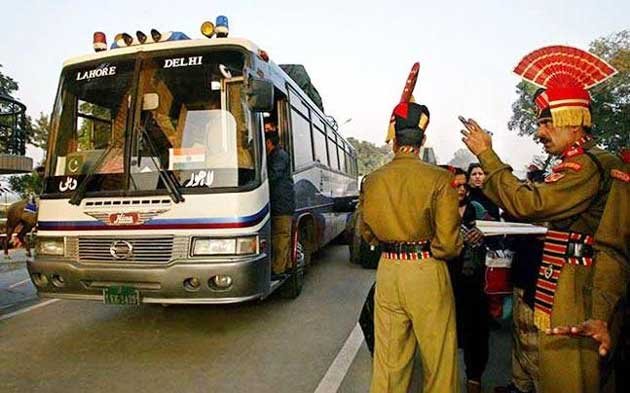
left=545, top=319, right=611, bottom=357
left=460, top=118, right=492, bottom=156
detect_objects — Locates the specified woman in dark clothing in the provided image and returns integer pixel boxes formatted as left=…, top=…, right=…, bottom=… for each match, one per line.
left=468, top=163, right=508, bottom=322
left=450, top=167, right=490, bottom=393
left=467, top=163, right=500, bottom=220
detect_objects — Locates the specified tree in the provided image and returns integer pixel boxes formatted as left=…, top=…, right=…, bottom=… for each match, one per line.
left=1, top=65, right=50, bottom=197
left=508, top=30, right=630, bottom=154
left=8, top=170, right=43, bottom=198
left=29, top=112, right=51, bottom=152
left=447, top=148, right=477, bottom=170
left=0, top=64, right=19, bottom=96
left=347, top=137, right=393, bottom=176
left=0, top=63, right=44, bottom=148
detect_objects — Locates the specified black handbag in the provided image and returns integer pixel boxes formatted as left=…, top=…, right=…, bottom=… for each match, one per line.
left=358, top=282, right=376, bottom=356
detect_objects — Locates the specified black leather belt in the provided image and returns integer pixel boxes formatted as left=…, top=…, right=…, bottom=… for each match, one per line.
left=381, top=241, right=431, bottom=254
left=544, top=230, right=594, bottom=259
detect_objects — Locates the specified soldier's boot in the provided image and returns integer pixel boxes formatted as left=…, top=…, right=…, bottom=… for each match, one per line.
left=467, top=380, right=482, bottom=393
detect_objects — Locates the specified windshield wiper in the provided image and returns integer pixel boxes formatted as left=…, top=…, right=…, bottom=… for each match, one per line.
left=137, top=126, right=185, bottom=203
left=69, top=144, right=115, bottom=206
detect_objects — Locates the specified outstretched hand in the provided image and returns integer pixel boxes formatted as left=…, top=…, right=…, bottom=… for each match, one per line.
left=545, top=319, right=611, bottom=357
left=460, top=118, right=492, bottom=156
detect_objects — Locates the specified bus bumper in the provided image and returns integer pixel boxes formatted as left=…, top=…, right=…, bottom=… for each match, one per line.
left=27, top=254, right=272, bottom=304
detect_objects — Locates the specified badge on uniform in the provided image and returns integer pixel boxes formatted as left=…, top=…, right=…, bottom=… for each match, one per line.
left=544, top=172, right=565, bottom=183
left=610, top=169, right=630, bottom=183
left=552, top=162, right=582, bottom=172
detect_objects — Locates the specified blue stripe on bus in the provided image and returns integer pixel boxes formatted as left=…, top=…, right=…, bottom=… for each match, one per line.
left=38, top=204, right=270, bottom=231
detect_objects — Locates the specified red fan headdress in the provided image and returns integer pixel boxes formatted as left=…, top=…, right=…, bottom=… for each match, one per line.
left=386, top=62, right=430, bottom=143
left=513, top=45, right=617, bottom=128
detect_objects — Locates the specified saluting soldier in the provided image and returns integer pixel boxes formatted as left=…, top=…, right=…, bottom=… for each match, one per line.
left=362, top=99, right=463, bottom=393
left=460, top=45, right=623, bottom=392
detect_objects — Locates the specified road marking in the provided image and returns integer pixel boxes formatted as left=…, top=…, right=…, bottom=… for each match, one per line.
left=314, top=323, right=364, bottom=393
left=7, top=278, right=31, bottom=289
left=0, top=299, right=61, bottom=321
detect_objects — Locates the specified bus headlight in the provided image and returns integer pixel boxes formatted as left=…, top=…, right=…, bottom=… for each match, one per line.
left=192, top=236, right=258, bottom=256
left=37, top=237, right=65, bottom=256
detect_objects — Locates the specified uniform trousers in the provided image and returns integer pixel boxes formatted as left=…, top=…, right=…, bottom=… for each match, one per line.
left=538, top=265, right=600, bottom=393
left=271, top=215, right=292, bottom=275
left=511, top=287, right=539, bottom=393
left=370, top=256, right=460, bottom=393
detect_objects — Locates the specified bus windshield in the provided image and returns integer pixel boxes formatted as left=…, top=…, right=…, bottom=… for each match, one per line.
left=45, top=49, right=260, bottom=197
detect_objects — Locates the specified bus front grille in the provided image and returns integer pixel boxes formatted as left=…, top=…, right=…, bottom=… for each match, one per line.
left=76, top=236, right=183, bottom=263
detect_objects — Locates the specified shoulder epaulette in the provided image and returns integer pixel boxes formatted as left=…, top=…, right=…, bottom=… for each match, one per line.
left=610, top=169, right=630, bottom=183
left=552, top=162, right=582, bottom=172
left=544, top=172, right=566, bottom=183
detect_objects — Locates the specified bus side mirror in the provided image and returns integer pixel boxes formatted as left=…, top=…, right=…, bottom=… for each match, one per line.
left=246, top=78, right=274, bottom=112
left=142, top=93, right=159, bottom=111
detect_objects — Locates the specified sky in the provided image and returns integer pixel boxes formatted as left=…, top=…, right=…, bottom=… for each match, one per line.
left=1, top=0, right=628, bottom=169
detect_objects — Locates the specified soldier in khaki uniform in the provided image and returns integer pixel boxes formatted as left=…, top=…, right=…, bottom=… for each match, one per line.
left=548, top=163, right=629, bottom=392
left=461, top=45, right=622, bottom=393
left=362, top=101, right=463, bottom=393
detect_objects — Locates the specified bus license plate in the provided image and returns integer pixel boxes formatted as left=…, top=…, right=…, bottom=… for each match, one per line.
left=103, top=286, right=140, bottom=305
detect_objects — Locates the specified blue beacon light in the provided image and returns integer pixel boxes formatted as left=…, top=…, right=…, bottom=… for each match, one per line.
left=216, top=15, right=229, bottom=37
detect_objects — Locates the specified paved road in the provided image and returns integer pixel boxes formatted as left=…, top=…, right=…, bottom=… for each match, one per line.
left=0, top=245, right=510, bottom=393
left=0, top=249, right=39, bottom=315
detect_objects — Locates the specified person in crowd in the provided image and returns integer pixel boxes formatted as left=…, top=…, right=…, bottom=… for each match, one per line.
left=467, top=162, right=507, bottom=322
left=460, top=45, right=622, bottom=392
left=448, top=166, right=490, bottom=393
left=468, top=163, right=500, bottom=220
left=361, top=101, right=462, bottom=393
left=496, top=165, right=546, bottom=393
left=264, top=120, right=295, bottom=279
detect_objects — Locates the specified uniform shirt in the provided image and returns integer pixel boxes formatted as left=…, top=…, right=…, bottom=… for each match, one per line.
left=267, top=146, right=295, bottom=217
left=478, top=140, right=618, bottom=235
left=477, top=140, right=623, bottom=321
left=360, top=151, right=463, bottom=261
left=591, top=164, right=629, bottom=321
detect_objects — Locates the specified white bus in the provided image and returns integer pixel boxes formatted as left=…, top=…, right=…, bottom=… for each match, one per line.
left=29, top=25, right=358, bottom=304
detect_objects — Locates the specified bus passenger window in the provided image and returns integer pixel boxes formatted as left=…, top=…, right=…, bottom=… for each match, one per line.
left=290, top=109, right=313, bottom=169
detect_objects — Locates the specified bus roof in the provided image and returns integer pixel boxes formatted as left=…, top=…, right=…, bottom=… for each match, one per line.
left=62, top=37, right=261, bottom=68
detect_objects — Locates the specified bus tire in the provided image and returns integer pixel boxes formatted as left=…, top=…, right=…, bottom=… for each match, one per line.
left=283, top=228, right=308, bottom=299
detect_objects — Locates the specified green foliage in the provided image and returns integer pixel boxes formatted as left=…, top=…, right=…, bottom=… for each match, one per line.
left=8, top=170, right=43, bottom=198
left=347, top=137, right=393, bottom=175
left=30, top=112, right=50, bottom=152
left=507, top=81, right=539, bottom=137
left=0, top=64, right=19, bottom=95
left=0, top=64, right=49, bottom=149
left=588, top=30, right=630, bottom=153
left=1, top=64, right=50, bottom=196
left=508, top=30, right=630, bottom=154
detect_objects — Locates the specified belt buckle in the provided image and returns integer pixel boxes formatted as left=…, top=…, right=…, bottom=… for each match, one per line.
left=567, top=242, right=584, bottom=258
